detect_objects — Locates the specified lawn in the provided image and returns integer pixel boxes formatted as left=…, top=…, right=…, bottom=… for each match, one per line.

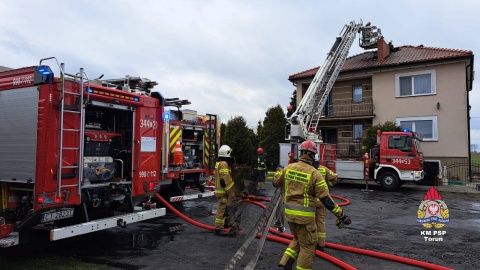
left=472, top=152, right=480, bottom=163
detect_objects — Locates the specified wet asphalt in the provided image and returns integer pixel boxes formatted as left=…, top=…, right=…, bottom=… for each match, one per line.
left=1, top=181, right=479, bottom=270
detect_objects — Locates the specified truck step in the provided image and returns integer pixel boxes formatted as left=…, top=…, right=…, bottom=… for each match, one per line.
left=50, top=208, right=166, bottom=241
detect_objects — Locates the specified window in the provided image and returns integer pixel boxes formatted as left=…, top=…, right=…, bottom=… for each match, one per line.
left=353, top=124, right=363, bottom=140
left=395, top=69, right=436, bottom=97
left=353, top=85, right=362, bottom=102
left=396, top=116, right=438, bottom=141
left=388, top=136, right=411, bottom=152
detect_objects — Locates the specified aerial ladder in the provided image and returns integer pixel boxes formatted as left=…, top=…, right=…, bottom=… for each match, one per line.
left=288, top=20, right=383, bottom=147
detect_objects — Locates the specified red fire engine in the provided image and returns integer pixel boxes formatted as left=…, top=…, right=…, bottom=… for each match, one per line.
left=0, top=57, right=219, bottom=247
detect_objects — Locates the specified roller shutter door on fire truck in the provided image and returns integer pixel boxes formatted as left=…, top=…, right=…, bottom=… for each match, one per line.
left=0, top=87, right=38, bottom=183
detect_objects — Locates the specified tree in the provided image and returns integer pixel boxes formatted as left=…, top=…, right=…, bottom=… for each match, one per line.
left=361, top=121, right=401, bottom=151
left=289, top=89, right=297, bottom=111
left=222, top=116, right=255, bottom=166
left=471, top=144, right=479, bottom=153
left=220, top=122, right=227, bottom=146
left=258, top=105, right=287, bottom=169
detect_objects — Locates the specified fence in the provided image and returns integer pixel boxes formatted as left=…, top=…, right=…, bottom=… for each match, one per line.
left=419, top=160, right=480, bottom=192
left=442, top=160, right=480, bottom=184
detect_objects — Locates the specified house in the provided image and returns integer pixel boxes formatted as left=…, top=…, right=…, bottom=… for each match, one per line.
left=288, top=38, right=474, bottom=165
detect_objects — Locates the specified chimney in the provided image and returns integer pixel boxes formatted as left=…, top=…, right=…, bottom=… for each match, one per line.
left=377, top=38, right=390, bottom=62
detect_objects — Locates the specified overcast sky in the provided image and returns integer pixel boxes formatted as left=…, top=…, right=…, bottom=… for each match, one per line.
left=1, top=0, right=479, bottom=145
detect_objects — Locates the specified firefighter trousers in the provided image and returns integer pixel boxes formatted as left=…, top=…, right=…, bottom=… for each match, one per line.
left=215, top=194, right=235, bottom=230
left=279, top=221, right=317, bottom=270
left=316, top=204, right=326, bottom=248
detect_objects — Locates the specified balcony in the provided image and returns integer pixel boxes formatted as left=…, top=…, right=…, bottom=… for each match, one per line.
left=336, top=140, right=364, bottom=158
left=323, top=98, right=374, bottom=118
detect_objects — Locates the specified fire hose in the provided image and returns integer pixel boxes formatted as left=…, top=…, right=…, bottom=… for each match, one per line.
left=154, top=193, right=453, bottom=270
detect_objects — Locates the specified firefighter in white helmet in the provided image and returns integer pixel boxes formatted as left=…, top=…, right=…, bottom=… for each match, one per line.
left=314, top=154, right=339, bottom=252
left=213, top=145, right=236, bottom=236
left=273, top=140, right=351, bottom=270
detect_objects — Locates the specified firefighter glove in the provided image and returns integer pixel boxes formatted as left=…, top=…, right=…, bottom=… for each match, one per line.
left=335, top=215, right=351, bottom=229
left=219, top=179, right=226, bottom=188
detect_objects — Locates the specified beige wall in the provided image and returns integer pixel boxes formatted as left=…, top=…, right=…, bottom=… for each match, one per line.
left=372, top=62, right=469, bottom=158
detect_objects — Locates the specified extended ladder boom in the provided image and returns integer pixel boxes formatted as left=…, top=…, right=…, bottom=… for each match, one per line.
left=289, top=20, right=382, bottom=142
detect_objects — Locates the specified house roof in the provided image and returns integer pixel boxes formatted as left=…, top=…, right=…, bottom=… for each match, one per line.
left=289, top=45, right=473, bottom=80
left=0, top=66, right=13, bottom=72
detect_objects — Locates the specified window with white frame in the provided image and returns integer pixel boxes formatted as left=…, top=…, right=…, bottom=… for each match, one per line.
left=396, top=116, right=438, bottom=141
left=395, top=69, right=436, bottom=97
left=353, top=85, right=362, bottom=102
left=353, top=124, right=363, bottom=140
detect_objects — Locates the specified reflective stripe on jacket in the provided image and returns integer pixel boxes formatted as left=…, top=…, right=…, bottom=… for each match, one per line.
left=257, top=155, right=266, bottom=171
left=273, top=154, right=329, bottom=224
left=214, top=161, right=234, bottom=196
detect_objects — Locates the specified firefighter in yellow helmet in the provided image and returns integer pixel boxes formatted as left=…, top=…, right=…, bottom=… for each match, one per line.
left=213, top=145, right=236, bottom=236
left=314, top=154, right=339, bottom=252
left=273, top=140, right=351, bottom=270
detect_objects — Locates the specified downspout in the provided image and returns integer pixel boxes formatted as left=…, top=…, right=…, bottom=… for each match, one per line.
left=466, top=55, right=474, bottom=181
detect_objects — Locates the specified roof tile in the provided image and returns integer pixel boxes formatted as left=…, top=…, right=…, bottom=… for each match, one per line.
left=289, top=45, right=473, bottom=80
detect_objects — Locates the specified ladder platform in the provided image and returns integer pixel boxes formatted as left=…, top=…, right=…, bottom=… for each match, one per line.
left=50, top=208, right=166, bottom=241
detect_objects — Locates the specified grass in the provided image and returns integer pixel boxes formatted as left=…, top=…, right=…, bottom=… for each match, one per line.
left=471, top=152, right=480, bottom=163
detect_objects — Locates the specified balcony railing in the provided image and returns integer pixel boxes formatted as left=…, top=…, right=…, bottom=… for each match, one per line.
left=323, top=98, right=373, bottom=117
left=336, top=140, right=363, bottom=158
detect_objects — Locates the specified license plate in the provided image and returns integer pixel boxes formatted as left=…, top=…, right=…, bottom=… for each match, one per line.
left=40, top=208, right=74, bottom=223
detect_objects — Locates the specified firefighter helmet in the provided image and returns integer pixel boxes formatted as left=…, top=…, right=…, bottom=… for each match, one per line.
left=299, top=140, right=318, bottom=155
left=257, top=148, right=263, bottom=154
left=218, top=145, right=233, bottom=157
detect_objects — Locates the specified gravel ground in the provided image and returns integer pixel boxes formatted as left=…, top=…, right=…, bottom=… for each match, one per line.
left=1, top=181, right=479, bottom=270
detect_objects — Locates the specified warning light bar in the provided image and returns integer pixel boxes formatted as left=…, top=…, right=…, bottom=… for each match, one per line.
left=88, top=88, right=140, bottom=102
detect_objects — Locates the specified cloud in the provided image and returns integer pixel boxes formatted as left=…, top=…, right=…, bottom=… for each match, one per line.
left=1, top=0, right=479, bottom=134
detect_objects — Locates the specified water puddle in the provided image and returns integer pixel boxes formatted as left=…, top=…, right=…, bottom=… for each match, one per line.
left=132, top=223, right=185, bottom=249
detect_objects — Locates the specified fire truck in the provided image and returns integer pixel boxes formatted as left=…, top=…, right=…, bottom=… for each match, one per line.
left=0, top=57, right=219, bottom=247
left=286, top=20, right=424, bottom=191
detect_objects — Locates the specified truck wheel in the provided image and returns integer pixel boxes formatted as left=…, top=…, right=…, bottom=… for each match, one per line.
left=379, top=172, right=399, bottom=191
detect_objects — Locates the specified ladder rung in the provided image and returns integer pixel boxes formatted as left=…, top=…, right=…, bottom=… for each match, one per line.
left=63, top=147, right=80, bottom=150
left=64, top=91, right=81, bottom=96
left=61, top=166, right=79, bottom=169
left=64, top=128, right=80, bottom=132
left=60, top=184, right=79, bottom=188
left=64, top=110, right=81, bottom=114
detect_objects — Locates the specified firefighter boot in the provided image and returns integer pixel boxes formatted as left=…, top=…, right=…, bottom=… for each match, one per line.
left=316, top=244, right=325, bottom=252
left=278, top=257, right=295, bottom=270
left=215, top=229, right=230, bottom=237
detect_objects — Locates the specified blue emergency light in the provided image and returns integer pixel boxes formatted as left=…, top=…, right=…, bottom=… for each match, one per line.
left=87, top=88, right=93, bottom=93
left=33, top=65, right=54, bottom=86
left=164, top=112, right=170, bottom=120
left=134, top=97, right=139, bottom=102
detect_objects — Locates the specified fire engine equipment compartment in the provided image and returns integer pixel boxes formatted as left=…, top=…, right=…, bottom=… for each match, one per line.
left=83, top=107, right=134, bottom=184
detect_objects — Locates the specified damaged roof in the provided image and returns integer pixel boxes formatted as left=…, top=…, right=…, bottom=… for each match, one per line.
left=0, top=66, right=13, bottom=72
left=289, top=45, right=473, bottom=80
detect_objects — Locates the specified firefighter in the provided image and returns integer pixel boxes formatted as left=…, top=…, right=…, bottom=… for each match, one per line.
left=315, top=158, right=339, bottom=252
left=256, top=148, right=267, bottom=190
left=214, top=145, right=236, bottom=236
left=286, top=105, right=294, bottom=118
left=273, top=140, right=351, bottom=270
